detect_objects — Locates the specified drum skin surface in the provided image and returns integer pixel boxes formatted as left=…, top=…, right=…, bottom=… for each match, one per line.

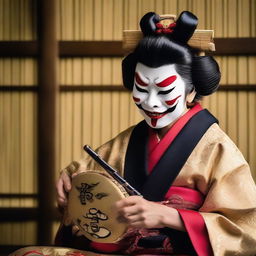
left=68, top=171, right=128, bottom=243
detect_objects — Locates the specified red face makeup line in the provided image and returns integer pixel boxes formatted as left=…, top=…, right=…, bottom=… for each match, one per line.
left=165, top=95, right=181, bottom=106
left=151, top=119, right=158, bottom=127
left=156, top=75, right=177, bottom=87
left=135, top=72, right=148, bottom=87
left=133, top=96, right=140, bottom=102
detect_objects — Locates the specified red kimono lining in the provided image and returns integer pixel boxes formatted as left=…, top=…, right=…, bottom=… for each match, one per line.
left=178, top=209, right=213, bottom=256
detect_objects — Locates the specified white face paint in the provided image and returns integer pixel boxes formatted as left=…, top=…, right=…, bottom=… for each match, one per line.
left=132, top=63, right=187, bottom=129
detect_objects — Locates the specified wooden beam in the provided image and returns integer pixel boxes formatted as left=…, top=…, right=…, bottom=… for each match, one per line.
left=0, top=41, right=123, bottom=57
left=37, top=0, right=58, bottom=245
left=0, top=38, right=255, bottom=57
left=1, top=85, right=256, bottom=92
left=0, top=193, right=37, bottom=198
left=0, top=207, right=61, bottom=221
left=59, top=41, right=123, bottom=57
left=59, top=85, right=256, bottom=92
left=214, top=38, right=256, bottom=55
left=0, top=208, right=38, bottom=221
left=60, top=85, right=127, bottom=92
left=218, top=85, right=256, bottom=91
left=0, top=86, right=38, bottom=92
left=0, top=41, right=38, bottom=57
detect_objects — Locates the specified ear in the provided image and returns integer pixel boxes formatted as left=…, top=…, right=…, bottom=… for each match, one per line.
left=186, top=89, right=196, bottom=103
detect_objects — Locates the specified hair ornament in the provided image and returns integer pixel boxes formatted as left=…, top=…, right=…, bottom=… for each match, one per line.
left=155, top=22, right=176, bottom=34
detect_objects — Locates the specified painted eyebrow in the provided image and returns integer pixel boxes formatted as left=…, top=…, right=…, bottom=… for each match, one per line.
left=158, top=87, right=175, bottom=95
left=135, top=72, right=148, bottom=87
left=135, top=84, right=148, bottom=93
left=156, top=75, right=177, bottom=87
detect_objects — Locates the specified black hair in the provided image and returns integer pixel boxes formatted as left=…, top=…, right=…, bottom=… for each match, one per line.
left=122, top=11, right=221, bottom=101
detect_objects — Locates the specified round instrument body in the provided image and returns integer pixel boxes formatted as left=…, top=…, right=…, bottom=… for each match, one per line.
left=68, top=171, right=129, bottom=243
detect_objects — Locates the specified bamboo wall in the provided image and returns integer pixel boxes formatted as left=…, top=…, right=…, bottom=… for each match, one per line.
left=0, top=0, right=255, bottom=249
left=0, top=58, right=38, bottom=245
left=0, top=0, right=38, bottom=247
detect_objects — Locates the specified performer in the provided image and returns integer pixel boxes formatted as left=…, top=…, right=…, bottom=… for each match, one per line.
left=56, top=11, right=256, bottom=255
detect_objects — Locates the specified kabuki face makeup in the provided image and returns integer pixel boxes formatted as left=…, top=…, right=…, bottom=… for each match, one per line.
left=132, top=63, right=188, bottom=129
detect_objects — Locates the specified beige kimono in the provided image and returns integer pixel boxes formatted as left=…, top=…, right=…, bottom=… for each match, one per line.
left=62, top=123, right=256, bottom=256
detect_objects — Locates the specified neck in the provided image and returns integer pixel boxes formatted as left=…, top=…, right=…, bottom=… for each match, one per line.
left=155, top=124, right=172, bottom=140
left=154, top=107, right=190, bottom=140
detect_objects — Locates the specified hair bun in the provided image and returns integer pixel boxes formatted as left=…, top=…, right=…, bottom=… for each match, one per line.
left=172, top=11, right=198, bottom=44
left=192, top=56, right=221, bottom=95
left=140, top=12, right=160, bottom=36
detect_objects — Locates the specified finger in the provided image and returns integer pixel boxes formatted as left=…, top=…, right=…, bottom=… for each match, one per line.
left=62, top=172, right=72, bottom=192
left=117, top=214, right=145, bottom=228
left=123, top=213, right=144, bottom=224
left=128, top=220, right=145, bottom=228
left=56, top=179, right=66, bottom=199
left=117, top=204, right=143, bottom=217
left=114, top=195, right=142, bottom=209
left=56, top=179, right=68, bottom=206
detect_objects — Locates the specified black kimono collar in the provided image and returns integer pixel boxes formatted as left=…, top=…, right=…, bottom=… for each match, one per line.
left=124, top=108, right=218, bottom=201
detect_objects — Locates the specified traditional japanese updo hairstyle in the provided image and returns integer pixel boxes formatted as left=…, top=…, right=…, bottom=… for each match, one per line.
left=122, top=11, right=221, bottom=101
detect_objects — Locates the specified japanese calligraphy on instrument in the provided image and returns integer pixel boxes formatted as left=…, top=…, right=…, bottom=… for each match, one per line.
left=68, top=171, right=129, bottom=242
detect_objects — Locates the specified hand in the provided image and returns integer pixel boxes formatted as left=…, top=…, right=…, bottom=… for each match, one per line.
left=113, top=196, right=172, bottom=229
left=56, top=161, right=84, bottom=207
left=56, top=170, right=72, bottom=207
left=114, top=196, right=185, bottom=231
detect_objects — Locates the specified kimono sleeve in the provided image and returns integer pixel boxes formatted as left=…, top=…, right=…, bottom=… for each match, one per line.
left=199, top=136, right=256, bottom=256
left=60, top=126, right=134, bottom=176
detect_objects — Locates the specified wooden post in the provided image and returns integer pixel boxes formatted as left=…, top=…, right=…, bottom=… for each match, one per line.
left=37, top=0, right=58, bottom=245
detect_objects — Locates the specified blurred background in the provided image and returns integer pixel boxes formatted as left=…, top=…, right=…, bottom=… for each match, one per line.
left=0, top=0, right=255, bottom=254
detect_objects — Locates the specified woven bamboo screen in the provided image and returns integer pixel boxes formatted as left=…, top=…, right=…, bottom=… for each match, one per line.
left=0, top=0, right=38, bottom=247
